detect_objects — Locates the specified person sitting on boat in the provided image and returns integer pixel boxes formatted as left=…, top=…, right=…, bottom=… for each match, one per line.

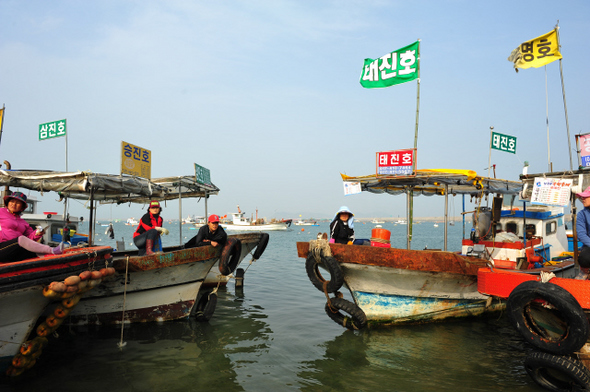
left=329, top=206, right=355, bottom=245
left=185, top=214, right=227, bottom=248
left=0, top=191, right=66, bottom=262
left=133, top=200, right=168, bottom=256
left=575, top=187, right=590, bottom=268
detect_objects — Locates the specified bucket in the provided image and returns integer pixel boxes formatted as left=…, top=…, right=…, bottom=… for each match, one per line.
left=371, top=228, right=391, bottom=242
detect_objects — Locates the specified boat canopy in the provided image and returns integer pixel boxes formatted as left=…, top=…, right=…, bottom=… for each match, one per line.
left=341, top=169, right=522, bottom=197
left=0, top=170, right=219, bottom=203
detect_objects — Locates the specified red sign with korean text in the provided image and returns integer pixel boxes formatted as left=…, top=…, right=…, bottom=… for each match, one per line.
left=376, top=149, right=415, bottom=175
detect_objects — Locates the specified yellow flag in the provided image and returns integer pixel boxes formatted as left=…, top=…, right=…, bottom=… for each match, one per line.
left=508, top=29, right=562, bottom=71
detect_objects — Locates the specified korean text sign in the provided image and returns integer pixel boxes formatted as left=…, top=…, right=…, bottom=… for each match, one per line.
left=121, top=141, right=151, bottom=179
left=491, top=132, right=517, bottom=154
left=194, top=163, right=211, bottom=186
left=39, top=119, right=66, bottom=141
left=577, top=133, right=590, bottom=167
left=376, top=149, right=414, bottom=175
left=530, top=177, right=572, bottom=207
left=360, top=41, right=419, bottom=88
left=508, top=29, right=562, bottom=70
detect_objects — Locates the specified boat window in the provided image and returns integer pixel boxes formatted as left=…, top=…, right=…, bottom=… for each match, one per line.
left=505, top=222, right=518, bottom=235
left=23, top=203, right=34, bottom=214
left=546, top=221, right=557, bottom=235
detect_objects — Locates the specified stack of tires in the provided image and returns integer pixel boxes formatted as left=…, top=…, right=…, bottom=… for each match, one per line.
left=507, top=281, right=590, bottom=391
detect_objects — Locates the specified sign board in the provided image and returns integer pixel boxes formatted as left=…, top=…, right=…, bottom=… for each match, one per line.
left=491, top=131, right=517, bottom=154
left=530, top=177, right=572, bottom=207
left=121, top=141, right=151, bottom=179
left=577, top=133, right=590, bottom=167
left=343, top=181, right=362, bottom=196
left=376, top=149, right=414, bottom=175
left=39, top=119, right=66, bottom=140
left=195, top=163, right=211, bottom=186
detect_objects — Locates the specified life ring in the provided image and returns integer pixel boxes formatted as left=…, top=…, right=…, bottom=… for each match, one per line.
left=252, top=233, right=269, bottom=260
left=219, top=238, right=242, bottom=276
left=507, top=280, right=590, bottom=355
left=524, top=350, right=590, bottom=391
left=305, top=253, right=344, bottom=293
left=194, top=290, right=217, bottom=322
left=324, top=297, right=367, bottom=330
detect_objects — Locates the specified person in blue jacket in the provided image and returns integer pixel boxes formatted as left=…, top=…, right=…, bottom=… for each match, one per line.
left=576, top=187, right=590, bottom=267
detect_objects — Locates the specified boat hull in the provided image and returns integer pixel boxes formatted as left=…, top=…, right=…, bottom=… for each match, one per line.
left=297, top=242, right=501, bottom=326
left=223, top=223, right=289, bottom=231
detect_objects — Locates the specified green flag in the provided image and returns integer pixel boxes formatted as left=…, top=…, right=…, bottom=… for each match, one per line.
left=360, top=41, right=419, bottom=89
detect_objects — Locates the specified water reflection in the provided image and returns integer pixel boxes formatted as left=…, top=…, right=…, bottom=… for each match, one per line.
left=3, top=288, right=272, bottom=392
left=299, top=317, right=539, bottom=392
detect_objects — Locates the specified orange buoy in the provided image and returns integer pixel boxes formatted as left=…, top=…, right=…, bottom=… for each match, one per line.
left=301, top=228, right=304, bottom=232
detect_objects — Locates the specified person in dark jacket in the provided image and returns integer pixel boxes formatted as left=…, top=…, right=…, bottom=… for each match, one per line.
left=133, top=200, right=167, bottom=255
left=576, top=187, right=590, bottom=268
left=185, top=214, right=227, bottom=248
left=329, top=206, right=355, bottom=244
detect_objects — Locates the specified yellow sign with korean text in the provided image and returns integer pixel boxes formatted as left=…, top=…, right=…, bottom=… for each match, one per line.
left=121, top=141, right=151, bottom=179
left=508, top=29, right=562, bottom=70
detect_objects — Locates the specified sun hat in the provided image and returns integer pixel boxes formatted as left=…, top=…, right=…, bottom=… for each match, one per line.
left=208, top=214, right=220, bottom=223
left=577, top=186, right=590, bottom=198
left=3, top=191, right=28, bottom=209
left=148, top=200, right=161, bottom=209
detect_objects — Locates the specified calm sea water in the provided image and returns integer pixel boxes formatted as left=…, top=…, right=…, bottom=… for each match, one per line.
left=1, top=221, right=543, bottom=391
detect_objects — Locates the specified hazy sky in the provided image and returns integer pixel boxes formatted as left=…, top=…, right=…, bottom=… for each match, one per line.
left=1, top=0, right=588, bottom=221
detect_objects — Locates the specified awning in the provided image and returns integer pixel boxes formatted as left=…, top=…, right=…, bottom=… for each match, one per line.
left=341, top=169, right=523, bottom=196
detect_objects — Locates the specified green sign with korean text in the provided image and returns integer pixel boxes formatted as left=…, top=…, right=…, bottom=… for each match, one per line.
left=195, top=163, right=211, bottom=186
left=39, top=119, right=66, bottom=140
left=491, top=131, right=517, bottom=154
left=360, top=41, right=419, bottom=89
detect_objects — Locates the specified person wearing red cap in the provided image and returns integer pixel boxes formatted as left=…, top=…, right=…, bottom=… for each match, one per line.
left=576, top=187, right=590, bottom=267
left=185, top=214, right=227, bottom=248
left=0, top=191, right=66, bottom=262
left=133, top=200, right=166, bottom=255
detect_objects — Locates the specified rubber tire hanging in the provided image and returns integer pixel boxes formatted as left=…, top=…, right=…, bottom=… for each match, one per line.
left=219, top=238, right=242, bottom=276
left=305, top=253, right=344, bottom=293
left=507, top=280, right=590, bottom=355
left=252, top=233, right=269, bottom=260
left=194, top=290, right=217, bottom=322
left=324, top=297, right=367, bottom=330
left=524, top=350, right=590, bottom=391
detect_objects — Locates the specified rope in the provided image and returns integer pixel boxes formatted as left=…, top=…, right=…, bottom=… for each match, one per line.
left=117, top=256, right=129, bottom=349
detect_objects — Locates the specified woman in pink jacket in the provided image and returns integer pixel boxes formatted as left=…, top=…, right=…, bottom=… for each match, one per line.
left=0, top=191, right=65, bottom=262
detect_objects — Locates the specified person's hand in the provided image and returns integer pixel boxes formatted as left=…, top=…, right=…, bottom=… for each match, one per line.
left=155, top=227, right=169, bottom=235
left=211, top=241, right=218, bottom=247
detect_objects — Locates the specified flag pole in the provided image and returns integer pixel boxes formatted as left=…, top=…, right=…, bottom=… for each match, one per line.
left=408, top=39, right=421, bottom=250
left=545, top=66, right=552, bottom=172
left=555, top=24, right=573, bottom=170
left=0, top=104, right=5, bottom=152
left=488, top=126, right=494, bottom=178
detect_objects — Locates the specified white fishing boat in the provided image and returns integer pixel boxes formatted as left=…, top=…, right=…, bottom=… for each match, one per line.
left=222, top=205, right=291, bottom=232
left=297, top=169, right=574, bottom=329
left=0, top=171, right=269, bottom=326
left=126, top=217, right=139, bottom=226
left=371, top=219, right=385, bottom=224
left=294, top=219, right=319, bottom=226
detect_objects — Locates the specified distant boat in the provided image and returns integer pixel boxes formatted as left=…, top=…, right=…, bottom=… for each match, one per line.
left=371, top=219, right=385, bottom=224
left=433, top=223, right=439, bottom=227
left=126, top=218, right=139, bottom=226
left=294, top=219, right=319, bottom=226
left=222, top=205, right=291, bottom=232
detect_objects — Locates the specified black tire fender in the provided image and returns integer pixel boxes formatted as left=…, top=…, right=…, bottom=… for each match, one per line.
left=305, top=253, right=344, bottom=293
left=252, top=233, right=269, bottom=260
left=524, top=350, right=590, bottom=391
left=324, top=297, right=367, bottom=330
left=219, top=238, right=242, bottom=276
left=194, top=290, right=217, bottom=322
left=235, top=267, right=245, bottom=288
left=507, top=280, right=590, bottom=355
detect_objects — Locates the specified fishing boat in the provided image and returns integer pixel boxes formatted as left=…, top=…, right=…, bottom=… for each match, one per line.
left=0, top=170, right=269, bottom=325
left=222, top=205, right=291, bottom=232
left=296, top=169, right=575, bottom=329
left=294, top=219, right=319, bottom=226
left=125, top=217, right=139, bottom=226
left=0, top=246, right=113, bottom=375
left=371, top=219, right=385, bottom=224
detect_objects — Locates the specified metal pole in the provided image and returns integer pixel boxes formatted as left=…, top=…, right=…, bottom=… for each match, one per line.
left=444, top=184, right=448, bottom=251
left=555, top=25, right=573, bottom=170
left=178, top=178, right=182, bottom=246
left=545, top=67, right=551, bottom=171
left=88, top=188, right=95, bottom=247
left=488, top=126, right=494, bottom=178
left=0, top=104, right=5, bottom=152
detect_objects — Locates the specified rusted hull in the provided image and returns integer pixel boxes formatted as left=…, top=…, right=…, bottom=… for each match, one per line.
left=69, top=234, right=264, bottom=324
left=297, top=242, right=501, bottom=326
left=342, top=263, right=502, bottom=326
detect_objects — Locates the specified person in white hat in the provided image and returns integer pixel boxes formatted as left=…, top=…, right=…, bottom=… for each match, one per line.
left=576, top=187, right=590, bottom=268
left=329, top=206, right=355, bottom=244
